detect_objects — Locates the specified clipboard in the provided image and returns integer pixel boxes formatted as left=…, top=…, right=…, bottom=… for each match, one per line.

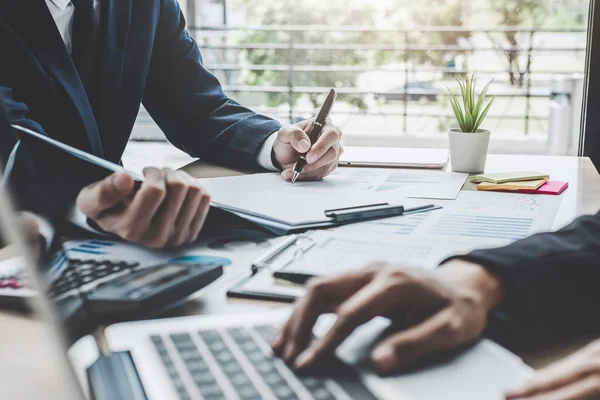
left=227, top=275, right=300, bottom=303
left=200, top=173, right=442, bottom=235
left=229, top=203, right=440, bottom=235
left=227, top=234, right=316, bottom=303
left=227, top=203, right=443, bottom=303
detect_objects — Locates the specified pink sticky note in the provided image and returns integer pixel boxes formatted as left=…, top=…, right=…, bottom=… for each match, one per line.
left=515, top=181, right=568, bottom=195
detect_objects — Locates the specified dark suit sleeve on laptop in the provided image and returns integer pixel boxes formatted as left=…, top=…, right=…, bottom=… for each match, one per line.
left=142, top=0, right=281, bottom=171
left=443, top=212, right=600, bottom=342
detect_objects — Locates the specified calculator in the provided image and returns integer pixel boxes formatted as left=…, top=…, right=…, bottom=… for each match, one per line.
left=48, top=256, right=224, bottom=323
left=85, top=261, right=224, bottom=319
left=0, top=252, right=225, bottom=323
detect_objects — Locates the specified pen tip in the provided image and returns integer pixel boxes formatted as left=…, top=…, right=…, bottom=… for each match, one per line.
left=291, top=172, right=300, bottom=184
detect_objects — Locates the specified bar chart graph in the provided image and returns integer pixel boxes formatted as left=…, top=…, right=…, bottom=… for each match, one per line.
left=336, top=191, right=562, bottom=246
left=368, top=212, right=431, bottom=235
left=428, top=214, right=533, bottom=240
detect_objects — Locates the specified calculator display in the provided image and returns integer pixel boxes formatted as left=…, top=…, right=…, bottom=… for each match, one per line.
left=111, top=264, right=188, bottom=291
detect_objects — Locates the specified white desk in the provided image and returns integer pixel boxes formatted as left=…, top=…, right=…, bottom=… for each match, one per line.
left=1, top=154, right=599, bottom=398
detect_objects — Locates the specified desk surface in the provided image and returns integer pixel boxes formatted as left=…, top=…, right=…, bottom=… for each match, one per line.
left=1, top=154, right=599, bottom=398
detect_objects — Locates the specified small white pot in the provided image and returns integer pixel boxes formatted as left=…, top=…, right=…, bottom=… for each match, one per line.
left=448, top=128, right=491, bottom=173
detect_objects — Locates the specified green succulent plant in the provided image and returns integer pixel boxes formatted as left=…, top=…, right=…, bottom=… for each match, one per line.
left=447, top=75, right=495, bottom=133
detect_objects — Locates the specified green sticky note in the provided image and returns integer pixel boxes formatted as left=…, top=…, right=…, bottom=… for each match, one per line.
left=470, top=171, right=549, bottom=184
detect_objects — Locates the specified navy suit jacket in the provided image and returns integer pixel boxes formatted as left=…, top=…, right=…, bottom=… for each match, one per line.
left=0, top=0, right=281, bottom=218
left=447, top=212, right=600, bottom=346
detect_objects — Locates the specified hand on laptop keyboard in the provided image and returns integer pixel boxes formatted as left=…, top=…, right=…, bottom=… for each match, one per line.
left=152, top=325, right=376, bottom=400
left=271, top=261, right=503, bottom=375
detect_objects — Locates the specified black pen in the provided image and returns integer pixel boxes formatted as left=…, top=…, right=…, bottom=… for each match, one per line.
left=291, top=88, right=337, bottom=184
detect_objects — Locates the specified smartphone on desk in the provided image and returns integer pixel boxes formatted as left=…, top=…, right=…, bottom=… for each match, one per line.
left=11, top=125, right=143, bottom=190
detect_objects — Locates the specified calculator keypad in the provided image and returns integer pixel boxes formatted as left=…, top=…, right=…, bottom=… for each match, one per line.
left=48, top=259, right=140, bottom=298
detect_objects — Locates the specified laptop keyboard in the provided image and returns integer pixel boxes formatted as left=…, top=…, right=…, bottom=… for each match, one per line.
left=151, top=325, right=377, bottom=400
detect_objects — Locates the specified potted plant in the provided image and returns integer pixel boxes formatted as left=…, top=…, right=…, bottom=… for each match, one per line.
left=447, top=75, right=495, bottom=173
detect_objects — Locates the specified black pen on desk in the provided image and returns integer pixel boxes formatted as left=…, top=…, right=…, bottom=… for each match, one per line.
left=291, top=88, right=337, bottom=184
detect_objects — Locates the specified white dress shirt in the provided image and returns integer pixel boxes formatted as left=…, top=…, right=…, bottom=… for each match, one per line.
left=42, top=0, right=278, bottom=233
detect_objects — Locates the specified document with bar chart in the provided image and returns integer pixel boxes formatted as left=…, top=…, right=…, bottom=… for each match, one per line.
left=250, top=192, right=562, bottom=277
left=333, top=191, right=562, bottom=265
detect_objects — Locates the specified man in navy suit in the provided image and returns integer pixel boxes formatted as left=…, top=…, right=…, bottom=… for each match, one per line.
left=0, top=0, right=342, bottom=248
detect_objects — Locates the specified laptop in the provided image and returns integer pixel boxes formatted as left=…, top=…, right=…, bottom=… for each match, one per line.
left=339, top=147, right=449, bottom=169
left=0, top=183, right=535, bottom=399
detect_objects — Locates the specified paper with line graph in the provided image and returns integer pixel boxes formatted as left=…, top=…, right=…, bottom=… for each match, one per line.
left=327, top=167, right=468, bottom=200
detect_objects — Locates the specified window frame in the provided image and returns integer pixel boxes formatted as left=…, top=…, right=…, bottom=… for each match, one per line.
left=582, top=0, right=600, bottom=169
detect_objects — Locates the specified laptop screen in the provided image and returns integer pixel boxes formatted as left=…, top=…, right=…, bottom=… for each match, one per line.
left=0, top=174, right=84, bottom=398
left=0, top=99, right=93, bottom=342
left=0, top=94, right=87, bottom=397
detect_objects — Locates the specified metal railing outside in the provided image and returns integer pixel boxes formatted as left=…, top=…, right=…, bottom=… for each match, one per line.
left=133, top=25, right=587, bottom=143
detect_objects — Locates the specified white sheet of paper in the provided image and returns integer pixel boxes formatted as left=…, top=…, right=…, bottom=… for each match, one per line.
left=271, top=230, right=501, bottom=277
left=336, top=190, right=562, bottom=241
left=275, top=191, right=561, bottom=277
left=198, top=173, right=430, bottom=226
left=326, top=167, right=468, bottom=200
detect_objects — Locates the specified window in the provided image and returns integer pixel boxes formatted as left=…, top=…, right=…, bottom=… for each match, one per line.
left=133, top=0, right=591, bottom=157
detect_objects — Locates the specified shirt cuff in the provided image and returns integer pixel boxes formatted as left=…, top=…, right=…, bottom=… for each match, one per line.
left=67, top=202, right=108, bottom=236
left=256, top=132, right=279, bottom=171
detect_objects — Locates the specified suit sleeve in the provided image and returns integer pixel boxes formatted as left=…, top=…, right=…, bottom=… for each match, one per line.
left=0, top=88, right=82, bottom=219
left=142, top=0, right=281, bottom=171
left=444, top=212, right=600, bottom=342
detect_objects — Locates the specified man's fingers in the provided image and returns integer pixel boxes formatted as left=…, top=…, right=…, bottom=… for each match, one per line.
left=294, top=277, right=393, bottom=369
left=281, top=156, right=339, bottom=181
left=274, top=267, right=379, bottom=362
left=506, top=374, right=600, bottom=400
left=188, top=192, right=211, bottom=242
left=119, top=168, right=166, bottom=242
left=279, top=125, right=311, bottom=153
left=172, top=182, right=203, bottom=245
left=77, top=172, right=135, bottom=219
left=306, top=123, right=341, bottom=164
left=301, top=146, right=340, bottom=173
left=506, top=349, right=600, bottom=399
left=279, top=278, right=334, bottom=363
left=292, top=163, right=336, bottom=182
left=281, top=168, right=294, bottom=181
left=145, top=169, right=188, bottom=248
left=369, top=308, right=467, bottom=375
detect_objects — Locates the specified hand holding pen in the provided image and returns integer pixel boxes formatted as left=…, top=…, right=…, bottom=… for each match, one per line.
left=271, top=89, right=341, bottom=182
left=292, top=89, right=337, bottom=183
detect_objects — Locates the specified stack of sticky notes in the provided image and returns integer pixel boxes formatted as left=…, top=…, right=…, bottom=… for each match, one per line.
left=470, top=171, right=568, bottom=195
